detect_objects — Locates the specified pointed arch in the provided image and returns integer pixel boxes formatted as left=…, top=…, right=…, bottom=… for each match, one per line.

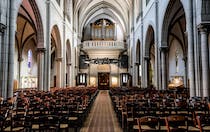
left=15, top=0, right=43, bottom=89
left=29, top=0, right=44, bottom=48
left=51, top=25, right=62, bottom=58
left=161, top=0, right=187, bottom=90
left=145, top=25, right=155, bottom=57
left=161, top=0, right=186, bottom=47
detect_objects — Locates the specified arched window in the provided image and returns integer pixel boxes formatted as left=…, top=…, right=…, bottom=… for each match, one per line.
left=28, top=49, right=32, bottom=73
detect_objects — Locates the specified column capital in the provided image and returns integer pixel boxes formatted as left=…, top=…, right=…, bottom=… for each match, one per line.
left=56, top=57, right=62, bottom=62
left=197, top=23, right=210, bottom=32
left=144, top=56, right=150, bottom=60
left=36, top=48, right=46, bottom=53
left=159, top=46, right=168, bottom=52
left=198, top=24, right=208, bottom=33
left=67, top=63, right=71, bottom=66
left=182, top=56, right=188, bottom=62
left=18, top=57, right=23, bottom=62
left=0, top=23, right=7, bottom=33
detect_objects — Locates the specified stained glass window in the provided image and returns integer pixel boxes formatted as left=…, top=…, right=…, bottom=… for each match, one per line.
left=28, top=49, right=32, bottom=69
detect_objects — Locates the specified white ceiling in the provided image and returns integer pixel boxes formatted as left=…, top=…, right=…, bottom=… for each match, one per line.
left=73, top=0, right=132, bottom=37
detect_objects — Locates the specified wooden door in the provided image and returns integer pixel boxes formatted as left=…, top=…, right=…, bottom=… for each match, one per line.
left=98, top=72, right=110, bottom=90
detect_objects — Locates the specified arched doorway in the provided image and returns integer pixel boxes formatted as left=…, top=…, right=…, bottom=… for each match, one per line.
left=15, top=0, right=44, bottom=90
left=50, top=25, right=62, bottom=88
left=161, top=0, right=187, bottom=91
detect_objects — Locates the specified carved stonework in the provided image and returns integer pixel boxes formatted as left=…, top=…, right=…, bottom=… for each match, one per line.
left=67, top=63, right=71, bottom=66
left=36, top=48, right=46, bottom=53
left=198, top=24, right=208, bottom=32
left=159, top=46, right=168, bottom=52
left=202, top=0, right=210, bottom=21
left=0, top=23, right=6, bottom=33
left=56, top=57, right=62, bottom=62
left=144, top=56, right=150, bottom=61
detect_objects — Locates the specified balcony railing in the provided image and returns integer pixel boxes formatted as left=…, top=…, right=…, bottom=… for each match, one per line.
left=81, top=41, right=126, bottom=50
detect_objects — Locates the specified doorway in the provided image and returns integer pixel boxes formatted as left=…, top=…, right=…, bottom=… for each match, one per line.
left=98, top=72, right=110, bottom=90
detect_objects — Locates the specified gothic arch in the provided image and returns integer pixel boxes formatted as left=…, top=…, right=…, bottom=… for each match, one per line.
left=144, top=25, right=155, bottom=87
left=15, top=0, right=43, bottom=89
left=28, top=0, right=44, bottom=48
left=145, top=25, right=155, bottom=57
left=50, top=25, right=62, bottom=88
left=51, top=25, right=62, bottom=58
left=16, top=0, right=44, bottom=48
left=161, top=0, right=187, bottom=89
left=78, top=1, right=128, bottom=36
left=161, top=0, right=186, bottom=47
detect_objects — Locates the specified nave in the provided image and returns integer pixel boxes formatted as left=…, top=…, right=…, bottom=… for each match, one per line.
left=1, top=87, right=210, bottom=132
left=80, top=90, right=122, bottom=132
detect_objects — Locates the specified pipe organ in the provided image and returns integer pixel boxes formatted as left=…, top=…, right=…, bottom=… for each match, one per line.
left=91, top=19, right=116, bottom=40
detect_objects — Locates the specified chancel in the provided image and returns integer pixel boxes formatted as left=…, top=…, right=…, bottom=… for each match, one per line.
left=0, top=0, right=210, bottom=132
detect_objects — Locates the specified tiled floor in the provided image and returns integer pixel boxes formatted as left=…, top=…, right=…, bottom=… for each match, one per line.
left=80, top=90, right=122, bottom=132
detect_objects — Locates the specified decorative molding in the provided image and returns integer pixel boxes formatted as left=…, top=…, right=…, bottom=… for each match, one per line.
left=197, top=24, right=208, bottom=32
left=56, top=57, right=62, bottom=61
left=159, top=46, right=168, bottom=52
left=144, top=56, right=150, bottom=60
left=197, top=23, right=210, bottom=32
left=36, top=48, right=46, bottom=53
left=0, top=23, right=7, bottom=33
left=67, top=63, right=71, bottom=66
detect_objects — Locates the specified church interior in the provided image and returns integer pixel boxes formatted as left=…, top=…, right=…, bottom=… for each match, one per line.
left=0, top=0, right=210, bottom=131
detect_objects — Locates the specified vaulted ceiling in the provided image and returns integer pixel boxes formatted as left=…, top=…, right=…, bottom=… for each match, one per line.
left=73, top=0, right=132, bottom=37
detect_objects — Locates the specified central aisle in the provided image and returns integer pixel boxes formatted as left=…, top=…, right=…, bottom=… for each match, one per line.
left=80, top=90, right=122, bottom=132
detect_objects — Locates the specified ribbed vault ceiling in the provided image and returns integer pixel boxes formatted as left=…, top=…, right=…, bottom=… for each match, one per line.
left=73, top=0, right=132, bottom=36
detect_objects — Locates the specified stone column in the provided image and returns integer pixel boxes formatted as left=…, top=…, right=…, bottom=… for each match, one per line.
left=44, top=0, right=51, bottom=91
left=0, top=23, right=7, bottom=98
left=155, top=0, right=159, bottom=90
left=17, top=57, right=23, bottom=88
left=144, top=56, right=150, bottom=88
left=155, top=45, right=159, bottom=89
left=199, top=25, right=209, bottom=97
left=160, top=46, right=168, bottom=90
left=37, top=48, right=45, bottom=91
left=66, top=63, right=71, bottom=87
left=7, top=0, right=16, bottom=98
left=186, top=0, right=195, bottom=97
left=56, top=57, right=62, bottom=88
left=158, top=49, right=162, bottom=90
left=183, top=57, right=188, bottom=88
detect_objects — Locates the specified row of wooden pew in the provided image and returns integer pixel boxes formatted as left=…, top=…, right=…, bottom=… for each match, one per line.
left=110, top=87, right=210, bottom=132
left=0, top=87, right=98, bottom=132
